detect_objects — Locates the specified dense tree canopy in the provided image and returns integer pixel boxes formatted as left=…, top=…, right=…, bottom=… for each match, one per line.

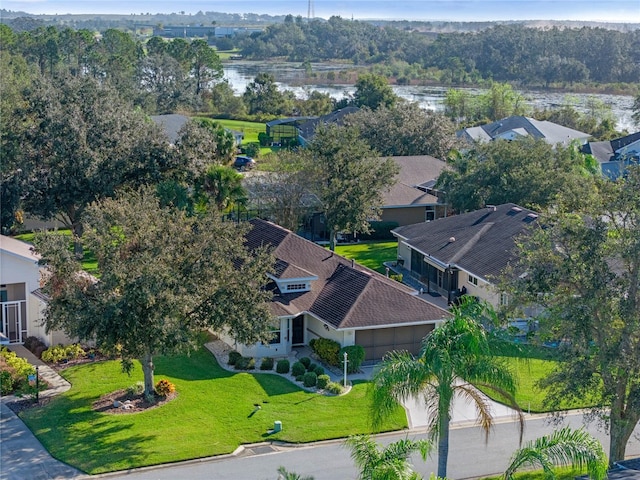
left=15, top=76, right=180, bottom=248
left=345, top=103, right=457, bottom=159
left=436, top=137, right=597, bottom=213
left=304, top=124, right=399, bottom=250
left=34, top=189, right=275, bottom=396
left=506, top=168, right=640, bottom=465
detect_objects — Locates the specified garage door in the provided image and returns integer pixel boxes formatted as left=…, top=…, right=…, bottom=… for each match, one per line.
left=355, top=324, right=434, bottom=361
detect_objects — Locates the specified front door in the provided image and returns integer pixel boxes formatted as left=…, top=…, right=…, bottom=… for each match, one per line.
left=292, top=315, right=304, bottom=345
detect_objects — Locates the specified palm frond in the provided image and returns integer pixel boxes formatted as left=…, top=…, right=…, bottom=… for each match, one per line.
left=504, top=427, right=608, bottom=480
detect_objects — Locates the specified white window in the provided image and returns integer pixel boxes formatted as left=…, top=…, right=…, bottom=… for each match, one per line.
left=468, top=274, right=478, bottom=286
left=285, top=283, right=307, bottom=292
left=500, top=293, right=510, bottom=306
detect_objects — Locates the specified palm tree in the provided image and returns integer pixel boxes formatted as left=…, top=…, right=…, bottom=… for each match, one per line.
left=201, top=164, right=247, bottom=211
left=345, top=434, right=432, bottom=480
left=276, top=466, right=314, bottom=480
left=370, top=299, right=523, bottom=478
left=504, top=427, right=608, bottom=480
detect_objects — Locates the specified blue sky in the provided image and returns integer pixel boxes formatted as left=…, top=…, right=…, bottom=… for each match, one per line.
left=3, top=0, right=639, bottom=22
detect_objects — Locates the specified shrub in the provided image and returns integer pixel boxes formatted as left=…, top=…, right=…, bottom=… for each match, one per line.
left=34, top=345, right=47, bottom=359
left=154, top=379, right=176, bottom=397
left=227, top=350, right=242, bottom=366
left=260, top=357, right=274, bottom=371
left=310, top=338, right=341, bottom=366
left=1, top=348, right=35, bottom=377
left=359, top=221, right=400, bottom=240
left=340, top=345, right=365, bottom=374
left=299, top=357, right=311, bottom=369
left=126, top=381, right=145, bottom=396
left=295, top=375, right=304, bottom=382
left=276, top=359, right=290, bottom=374
left=234, top=356, right=255, bottom=370
left=65, top=343, right=85, bottom=360
left=23, top=336, right=46, bottom=353
left=242, top=143, right=260, bottom=158
left=390, top=273, right=403, bottom=283
left=291, top=361, right=306, bottom=377
left=316, top=374, right=330, bottom=389
left=303, top=371, right=317, bottom=387
left=326, top=381, right=344, bottom=395
left=307, top=362, right=317, bottom=373
left=0, top=369, right=15, bottom=396
left=314, top=366, right=325, bottom=376
left=41, top=345, right=67, bottom=363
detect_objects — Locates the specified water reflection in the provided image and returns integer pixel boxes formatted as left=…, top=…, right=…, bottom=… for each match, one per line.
left=223, top=62, right=635, bottom=131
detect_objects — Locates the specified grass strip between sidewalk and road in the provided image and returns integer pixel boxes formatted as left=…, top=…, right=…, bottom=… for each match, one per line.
left=19, top=347, right=406, bottom=474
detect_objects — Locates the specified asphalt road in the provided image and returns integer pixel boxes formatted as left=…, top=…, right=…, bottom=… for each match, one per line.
left=102, top=413, right=640, bottom=480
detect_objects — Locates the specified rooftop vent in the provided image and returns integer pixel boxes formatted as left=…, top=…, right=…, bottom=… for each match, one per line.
left=449, top=237, right=456, bottom=243
left=486, top=205, right=497, bottom=211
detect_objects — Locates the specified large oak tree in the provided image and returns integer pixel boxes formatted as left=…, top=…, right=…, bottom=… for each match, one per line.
left=35, top=189, right=275, bottom=396
left=507, top=168, right=640, bottom=465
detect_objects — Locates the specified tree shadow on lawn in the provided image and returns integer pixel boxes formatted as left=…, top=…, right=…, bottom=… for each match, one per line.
left=21, top=394, right=156, bottom=474
left=153, top=348, right=234, bottom=381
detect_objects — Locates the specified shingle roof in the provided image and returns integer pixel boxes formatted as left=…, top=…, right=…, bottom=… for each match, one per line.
left=297, top=107, right=360, bottom=143
left=582, top=131, right=640, bottom=163
left=393, top=203, right=538, bottom=281
left=458, top=116, right=590, bottom=146
left=383, top=156, right=447, bottom=207
left=0, top=235, right=40, bottom=263
left=246, top=219, right=450, bottom=329
left=150, top=114, right=190, bottom=144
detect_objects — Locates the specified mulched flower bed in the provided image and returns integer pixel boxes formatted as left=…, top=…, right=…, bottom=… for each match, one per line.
left=93, top=389, right=177, bottom=414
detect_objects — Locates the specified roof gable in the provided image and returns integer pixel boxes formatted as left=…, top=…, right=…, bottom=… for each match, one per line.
left=246, top=219, right=449, bottom=328
left=394, top=204, right=538, bottom=281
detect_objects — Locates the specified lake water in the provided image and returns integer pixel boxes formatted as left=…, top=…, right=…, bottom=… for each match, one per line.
left=223, top=61, right=636, bottom=131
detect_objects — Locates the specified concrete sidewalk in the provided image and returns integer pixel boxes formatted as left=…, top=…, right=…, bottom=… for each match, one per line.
left=0, top=346, right=84, bottom=480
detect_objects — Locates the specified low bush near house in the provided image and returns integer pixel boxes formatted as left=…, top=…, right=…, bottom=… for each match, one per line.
left=316, top=374, right=330, bottom=389
left=260, top=357, right=274, bottom=371
left=41, top=344, right=86, bottom=363
left=307, top=362, right=317, bottom=372
left=314, top=366, right=325, bottom=376
left=234, top=357, right=255, bottom=370
left=299, top=357, right=311, bottom=369
left=23, top=336, right=47, bottom=355
left=291, top=361, right=306, bottom=377
left=0, top=347, right=37, bottom=396
left=340, top=345, right=365, bottom=373
left=227, top=351, right=242, bottom=366
left=154, top=379, right=175, bottom=397
left=310, top=338, right=341, bottom=367
left=295, top=374, right=304, bottom=382
left=303, top=372, right=317, bottom=387
left=390, top=273, right=403, bottom=283
left=276, top=359, right=290, bottom=374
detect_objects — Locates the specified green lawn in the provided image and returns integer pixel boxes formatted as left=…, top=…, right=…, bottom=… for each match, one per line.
left=20, top=348, right=406, bottom=474
left=481, top=344, right=598, bottom=412
left=334, top=240, right=398, bottom=274
left=14, top=230, right=98, bottom=274
left=480, top=467, right=587, bottom=480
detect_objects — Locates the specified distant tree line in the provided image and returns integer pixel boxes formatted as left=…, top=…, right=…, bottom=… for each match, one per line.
left=239, top=18, right=640, bottom=87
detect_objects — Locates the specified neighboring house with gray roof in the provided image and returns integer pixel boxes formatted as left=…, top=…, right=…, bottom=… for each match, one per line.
left=151, top=114, right=244, bottom=148
left=219, top=219, right=450, bottom=361
left=381, top=156, right=450, bottom=226
left=582, top=131, right=640, bottom=179
left=458, top=116, right=590, bottom=146
left=393, top=203, right=538, bottom=307
left=297, top=107, right=360, bottom=146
